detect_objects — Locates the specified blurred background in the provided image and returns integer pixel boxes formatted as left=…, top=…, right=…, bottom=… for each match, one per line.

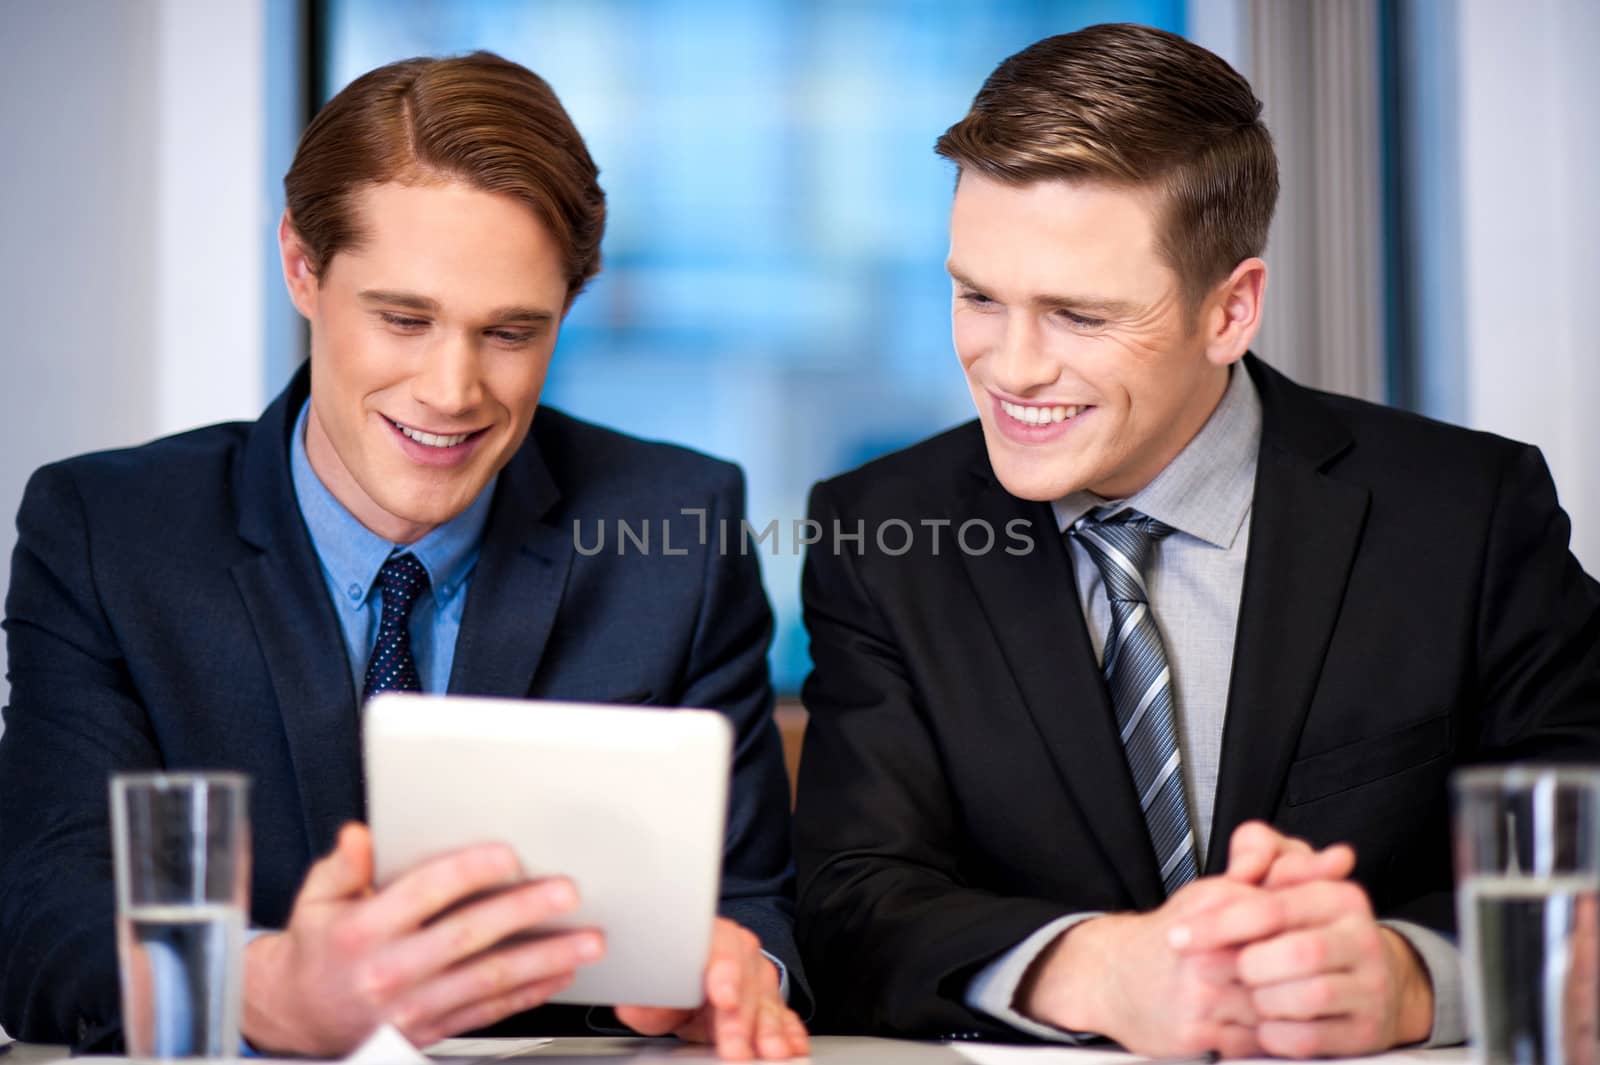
left=1, top=0, right=1596, bottom=705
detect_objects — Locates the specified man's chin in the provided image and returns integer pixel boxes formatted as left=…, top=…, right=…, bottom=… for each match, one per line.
left=992, top=470, right=1082, bottom=503
left=362, top=477, right=487, bottom=537
left=984, top=442, right=1092, bottom=503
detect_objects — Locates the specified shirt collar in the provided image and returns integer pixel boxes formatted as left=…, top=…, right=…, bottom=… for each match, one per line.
left=289, top=400, right=496, bottom=607
left=1051, top=362, right=1262, bottom=549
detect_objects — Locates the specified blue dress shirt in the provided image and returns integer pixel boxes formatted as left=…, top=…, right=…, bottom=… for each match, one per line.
left=236, top=404, right=499, bottom=1053
left=288, top=401, right=495, bottom=697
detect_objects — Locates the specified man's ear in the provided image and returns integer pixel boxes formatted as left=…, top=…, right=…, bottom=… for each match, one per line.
left=278, top=211, right=319, bottom=320
left=1201, top=257, right=1267, bottom=368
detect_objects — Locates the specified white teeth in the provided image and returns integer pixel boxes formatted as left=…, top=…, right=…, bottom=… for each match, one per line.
left=396, top=422, right=471, bottom=448
left=999, top=400, right=1087, bottom=426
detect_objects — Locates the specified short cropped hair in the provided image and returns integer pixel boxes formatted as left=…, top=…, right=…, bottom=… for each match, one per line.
left=284, top=51, right=606, bottom=298
left=936, top=23, right=1278, bottom=305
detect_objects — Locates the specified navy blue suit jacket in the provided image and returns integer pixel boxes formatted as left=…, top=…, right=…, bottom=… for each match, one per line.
left=0, top=367, right=806, bottom=1046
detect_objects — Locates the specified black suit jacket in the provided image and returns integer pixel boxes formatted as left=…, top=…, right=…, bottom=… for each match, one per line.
left=0, top=367, right=807, bottom=1047
left=793, top=355, right=1600, bottom=1039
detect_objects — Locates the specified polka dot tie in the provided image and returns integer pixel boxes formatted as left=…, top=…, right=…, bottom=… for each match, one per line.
left=362, top=552, right=429, bottom=700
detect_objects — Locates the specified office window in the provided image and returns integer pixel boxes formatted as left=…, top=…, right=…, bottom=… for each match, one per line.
left=322, top=0, right=1186, bottom=691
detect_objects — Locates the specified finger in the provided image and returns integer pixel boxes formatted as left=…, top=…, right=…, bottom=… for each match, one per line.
left=706, top=955, right=744, bottom=1011
left=401, top=971, right=574, bottom=1050
left=712, top=1003, right=754, bottom=1062
left=1251, top=971, right=1368, bottom=1020
left=1171, top=891, right=1288, bottom=953
left=1186, top=948, right=1243, bottom=987
left=389, top=929, right=603, bottom=1031
left=1262, top=844, right=1356, bottom=890
left=370, top=877, right=582, bottom=987
left=736, top=938, right=763, bottom=1055
left=1215, top=1022, right=1265, bottom=1059
left=709, top=964, right=756, bottom=1063
left=1208, top=983, right=1263, bottom=1028
left=1168, top=873, right=1266, bottom=922
left=1169, top=1019, right=1260, bottom=1060
left=614, top=1005, right=696, bottom=1037
left=1258, top=1016, right=1389, bottom=1058
left=353, top=844, right=524, bottom=943
left=781, top=1008, right=810, bottom=1056
left=299, top=823, right=375, bottom=905
left=755, top=1001, right=792, bottom=1060
left=1237, top=922, right=1371, bottom=987
left=1226, top=821, right=1310, bottom=884
left=1173, top=879, right=1371, bottom=954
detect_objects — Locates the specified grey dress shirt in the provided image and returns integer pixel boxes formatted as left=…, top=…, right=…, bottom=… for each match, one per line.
left=965, top=365, right=1463, bottom=1046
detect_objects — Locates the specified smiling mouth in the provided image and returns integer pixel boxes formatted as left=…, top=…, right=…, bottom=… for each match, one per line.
left=386, top=417, right=484, bottom=449
left=998, top=399, right=1093, bottom=426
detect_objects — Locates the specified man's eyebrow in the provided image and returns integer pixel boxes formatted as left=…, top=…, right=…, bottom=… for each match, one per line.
left=484, top=306, right=556, bottom=325
left=359, top=290, right=555, bottom=324
left=945, top=265, right=986, bottom=293
left=1034, top=293, right=1140, bottom=318
left=946, top=264, right=1139, bottom=318
left=359, top=289, right=439, bottom=312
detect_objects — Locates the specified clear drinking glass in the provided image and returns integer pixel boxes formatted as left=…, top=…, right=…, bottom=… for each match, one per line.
left=1455, top=766, right=1600, bottom=1065
left=110, top=772, right=251, bottom=1059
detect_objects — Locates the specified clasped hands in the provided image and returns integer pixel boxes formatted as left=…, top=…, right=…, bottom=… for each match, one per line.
left=1019, top=821, right=1435, bottom=1058
left=242, top=824, right=808, bottom=1060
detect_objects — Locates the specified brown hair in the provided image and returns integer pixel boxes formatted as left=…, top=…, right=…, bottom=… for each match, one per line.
left=935, top=23, right=1278, bottom=305
left=284, top=51, right=606, bottom=298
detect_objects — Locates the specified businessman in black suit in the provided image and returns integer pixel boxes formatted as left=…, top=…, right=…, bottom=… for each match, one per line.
left=0, top=53, right=808, bottom=1060
left=794, top=24, right=1600, bottom=1058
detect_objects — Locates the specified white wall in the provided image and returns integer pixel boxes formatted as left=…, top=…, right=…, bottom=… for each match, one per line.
left=0, top=0, right=267, bottom=718
left=1458, top=0, right=1600, bottom=571
left=156, top=1, right=269, bottom=432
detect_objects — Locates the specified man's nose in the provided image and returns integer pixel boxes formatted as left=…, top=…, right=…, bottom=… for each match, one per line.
left=988, top=316, right=1057, bottom=396
left=411, top=333, right=484, bottom=416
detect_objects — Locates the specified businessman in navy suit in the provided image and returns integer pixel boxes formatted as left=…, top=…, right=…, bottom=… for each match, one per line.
left=0, top=52, right=808, bottom=1060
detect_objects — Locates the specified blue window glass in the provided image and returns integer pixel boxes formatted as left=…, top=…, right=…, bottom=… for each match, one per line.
left=322, top=0, right=1186, bottom=691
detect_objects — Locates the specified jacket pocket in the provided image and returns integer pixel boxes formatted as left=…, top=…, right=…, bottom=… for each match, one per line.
left=1284, top=714, right=1452, bottom=806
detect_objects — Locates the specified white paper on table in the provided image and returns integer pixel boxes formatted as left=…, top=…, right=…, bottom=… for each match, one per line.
left=951, top=1045, right=1149, bottom=1065
left=343, top=1024, right=432, bottom=1065
left=425, top=1037, right=556, bottom=1060
left=343, top=1025, right=555, bottom=1063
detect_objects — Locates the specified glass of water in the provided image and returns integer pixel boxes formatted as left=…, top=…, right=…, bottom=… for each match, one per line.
left=1455, top=766, right=1600, bottom=1065
left=110, top=772, right=250, bottom=1059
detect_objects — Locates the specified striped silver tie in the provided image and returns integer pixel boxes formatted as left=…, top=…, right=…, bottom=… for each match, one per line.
left=1071, top=508, right=1199, bottom=895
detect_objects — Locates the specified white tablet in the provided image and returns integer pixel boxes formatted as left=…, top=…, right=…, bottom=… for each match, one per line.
left=363, top=693, right=733, bottom=1009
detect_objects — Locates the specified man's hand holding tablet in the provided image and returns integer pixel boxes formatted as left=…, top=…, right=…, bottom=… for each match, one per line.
left=241, top=824, right=808, bottom=1059
left=238, top=694, right=810, bottom=1060
left=241, top=824, right=603, bottom=1056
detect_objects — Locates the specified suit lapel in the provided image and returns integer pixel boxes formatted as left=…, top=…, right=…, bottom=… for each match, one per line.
left=231, top=369, right=363, bottom=855
left=447, top=423, right=572, bottom=698
left=1205, top=358, right=1370, bottom=871
left=957, top=468, right=1167, bottom=909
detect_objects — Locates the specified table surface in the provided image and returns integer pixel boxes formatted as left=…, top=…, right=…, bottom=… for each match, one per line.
left=0, top=1035, right=1475, bottom=1064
